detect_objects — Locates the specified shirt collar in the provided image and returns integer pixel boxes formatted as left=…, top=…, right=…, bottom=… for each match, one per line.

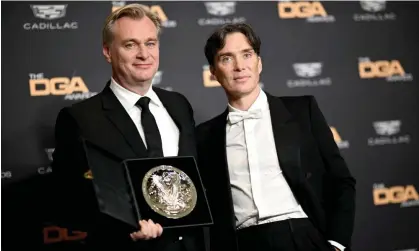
left=109, top=77, right=163, bottom=111
left=227, top=87, right=269, bottom=113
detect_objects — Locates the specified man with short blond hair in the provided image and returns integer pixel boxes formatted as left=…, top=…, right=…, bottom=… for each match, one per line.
left=52, top=4, right=205, bottom=251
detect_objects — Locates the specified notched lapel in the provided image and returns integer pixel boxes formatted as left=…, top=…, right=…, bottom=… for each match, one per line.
left=154, top=87, right=195, bottom=157
left=101, top=86, right=148, bottom=158
left=213, top=110, right=229, bottom=167
left=211, top=109, right=237, bottom=227
left=155, top=88, right=187, bottom=155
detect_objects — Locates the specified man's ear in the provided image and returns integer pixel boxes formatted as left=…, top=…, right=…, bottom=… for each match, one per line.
left=103, top=44, right=112, bottom=63
left=210, top=65, right=215, bottom=75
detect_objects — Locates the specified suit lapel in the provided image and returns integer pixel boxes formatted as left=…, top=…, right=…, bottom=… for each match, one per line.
left=267, top=93, right=305, bottom=188
left=210, top=109, right=237, bottom=227
left=101, top=85, right=148, bottom=157
left=154, top=87, right=192, bottom=157
left=212, top=109, right=229, bottom=176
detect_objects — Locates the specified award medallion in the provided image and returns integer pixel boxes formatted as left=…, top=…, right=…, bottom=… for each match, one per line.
left=142, top=165, right=197, bottom=219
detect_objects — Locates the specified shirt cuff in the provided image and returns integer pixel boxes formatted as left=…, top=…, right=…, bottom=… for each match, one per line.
left=328, top=240, right=345, bottom=251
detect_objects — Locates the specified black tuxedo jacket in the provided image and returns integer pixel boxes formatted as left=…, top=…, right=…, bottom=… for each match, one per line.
left=51, top=84, right=202, bottom=250
left=196, top=93, right=356, bottom=251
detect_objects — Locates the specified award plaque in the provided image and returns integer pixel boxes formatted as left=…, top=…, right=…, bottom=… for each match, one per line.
left=123, top=156, right=213, bottom=229
left=81, top=137, right=213, bottom=230
left=81, top=138, right=138, bottom=229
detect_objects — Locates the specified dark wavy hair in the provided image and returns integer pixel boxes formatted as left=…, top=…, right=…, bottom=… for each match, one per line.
left=204, top=23, right=261, bottom=66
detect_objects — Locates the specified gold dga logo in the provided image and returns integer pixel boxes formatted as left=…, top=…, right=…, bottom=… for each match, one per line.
left=330, top=127, right=350, bottom=149
left=278, top=1, right=327, bottom=18
left=359, top=60, right=405, bottom=78
left=84, top=170, right=93, bottom=180
left=43, top=226, right=87, bottom=244
left=29, top=77, right=88, bottom=96
left=202, top=65, right=221, bottom=87
left=112, top=2, right=169, bottom=23
left=373, top=185, right=419, bottom=206
left=330, top=127, right=342, bottom=142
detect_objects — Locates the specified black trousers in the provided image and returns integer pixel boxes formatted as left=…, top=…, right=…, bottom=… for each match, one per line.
left=237, top=218, right=336, bottom=251
left=86, top=225, right=205, bottom=251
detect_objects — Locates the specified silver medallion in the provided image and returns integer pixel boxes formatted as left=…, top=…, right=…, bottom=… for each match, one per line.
left=142, top=165, right=197, bottom=219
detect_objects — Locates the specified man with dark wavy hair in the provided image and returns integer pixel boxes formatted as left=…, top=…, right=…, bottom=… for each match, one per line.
left=197, top=23, right=356, bottom=251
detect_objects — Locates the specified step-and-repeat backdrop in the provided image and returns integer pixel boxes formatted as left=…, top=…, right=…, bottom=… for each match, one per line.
left=2, top=1, right=419, bottom=250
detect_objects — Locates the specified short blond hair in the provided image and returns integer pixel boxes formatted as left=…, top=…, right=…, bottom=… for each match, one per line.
left=102, top=3, right=162, bottom=46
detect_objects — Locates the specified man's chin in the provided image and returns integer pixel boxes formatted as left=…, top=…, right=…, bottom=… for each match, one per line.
left=229, top=86, right=258, bottom=98
left=131, top=76, right=154, bottom=84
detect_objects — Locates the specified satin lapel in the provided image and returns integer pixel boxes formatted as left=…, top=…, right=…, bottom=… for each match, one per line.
left=154, top=87, right=195, bottom=157
left=101, top=86, right=147, bottom=157
left=267, top=93, right=305, bottom=188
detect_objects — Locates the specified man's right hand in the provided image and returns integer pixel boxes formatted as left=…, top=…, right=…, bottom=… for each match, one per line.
left=130, top=219, right=163, bottom=241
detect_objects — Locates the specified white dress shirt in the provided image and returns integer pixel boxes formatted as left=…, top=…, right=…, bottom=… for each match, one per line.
left=225, top=88, right=345, bottom=251
left=109, top=78, right=179, bottom=157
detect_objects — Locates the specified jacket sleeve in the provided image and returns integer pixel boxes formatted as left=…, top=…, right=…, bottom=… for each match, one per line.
left=51, top=107, right=97, bottom=231
left=308, top=96, right=356, bottom=247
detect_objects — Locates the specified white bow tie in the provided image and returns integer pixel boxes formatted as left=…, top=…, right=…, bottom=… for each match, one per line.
left=228, top=109, right=263, bottom=124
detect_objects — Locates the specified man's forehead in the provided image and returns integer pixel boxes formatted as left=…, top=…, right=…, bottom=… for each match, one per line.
left=217, top=45, right=253, bottom=55
left=114, top=16, right=157, bottom=33
left=217, top=33, right=252, bottom=53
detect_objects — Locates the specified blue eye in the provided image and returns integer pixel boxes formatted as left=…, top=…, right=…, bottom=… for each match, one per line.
left=125, top=43, right=135, bottom=49
left=146, top=42, right=156, bottom=48
left=221, top=57, right=231, bottom=63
